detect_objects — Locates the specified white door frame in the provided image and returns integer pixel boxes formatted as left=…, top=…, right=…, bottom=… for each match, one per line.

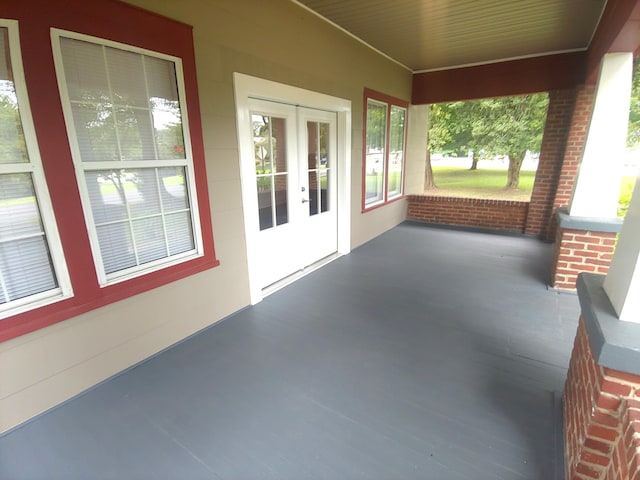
left=233, top=73, right=351, bottom=304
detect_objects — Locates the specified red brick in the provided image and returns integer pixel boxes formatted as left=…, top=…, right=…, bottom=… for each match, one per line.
left=601, top=380, right=633, bottom=397
left=576, top=462, right=603, bottom=478
left=596, top=394, right=622, bottom=412
left=581, top=450, right=611, bottom=467
left=585, top=437, right=613, bottom=454
left=604, top=369, right=640, bottom=385
left=593, top=410, right=620, bottom=428
left=587, top=424, right=619, bottom=442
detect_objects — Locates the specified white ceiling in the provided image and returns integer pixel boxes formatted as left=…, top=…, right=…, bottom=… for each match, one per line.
left=294, top=0, right=608, bottom=72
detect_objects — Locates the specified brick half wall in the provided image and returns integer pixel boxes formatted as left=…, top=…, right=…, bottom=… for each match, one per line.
left=407, top=195, right=529, bottom=233
left=564, top=317, right=640, bottom=480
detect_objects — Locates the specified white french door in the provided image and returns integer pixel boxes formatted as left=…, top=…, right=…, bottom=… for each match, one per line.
left=248, top=99, right=338, bottom=289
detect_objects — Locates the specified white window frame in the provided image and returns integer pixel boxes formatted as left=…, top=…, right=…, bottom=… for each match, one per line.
left=51, top=29, right=204, bottom=287
left=362, top=91, right=408, bottom=211
left=0, top=20, right=72, bottom=320
left=387, top=104, right=407, bottom=200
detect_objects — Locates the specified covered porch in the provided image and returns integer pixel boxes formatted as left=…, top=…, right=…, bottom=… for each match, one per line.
left=0, top=224, right=580, bottom=479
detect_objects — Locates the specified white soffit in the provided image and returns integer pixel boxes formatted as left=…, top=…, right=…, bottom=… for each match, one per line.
left=294, top=0, right=607, bottom=72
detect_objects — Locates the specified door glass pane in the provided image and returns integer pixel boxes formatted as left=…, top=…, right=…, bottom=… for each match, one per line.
left=388, top=105, right=406, bottom=198
left=252, top=113, right=288, bottom=230
left=257, top=177, right=273, bottom=231
left=319, top=122, right=329, bottom=213
left=274, top=174, right=288, bottom=226
left=365, top=100, right=386, bottom=205
left=307, top=121, right=318, bottom=169
left=307, top=121, right=330, bottom=216
left=308, top=171, right=318, bottom=215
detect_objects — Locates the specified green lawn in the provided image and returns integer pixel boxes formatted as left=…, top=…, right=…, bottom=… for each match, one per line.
left=430, top=166, right=536, bottom=201
left=430, top=166, right=635, bottom=217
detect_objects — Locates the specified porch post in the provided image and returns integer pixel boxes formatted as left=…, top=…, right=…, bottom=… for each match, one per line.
left=569, top=53, right=632, bottom=218
left=550, top=53, right=632, bottom=290
left=404, top=104, right=428, bottom=195
left=603, top=175, right=640, bottom=323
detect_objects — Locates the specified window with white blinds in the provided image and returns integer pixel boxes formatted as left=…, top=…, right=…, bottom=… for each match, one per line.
left=52, top=31, right=203, bottom=285
left=0, top=21, right=71, bottom=319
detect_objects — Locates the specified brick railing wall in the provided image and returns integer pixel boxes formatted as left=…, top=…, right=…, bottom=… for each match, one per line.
left=564, top=318, right=640, bottom=480
left=406, top=195, right=529, bottom=233
left=551, top=228, right=617, bottom=290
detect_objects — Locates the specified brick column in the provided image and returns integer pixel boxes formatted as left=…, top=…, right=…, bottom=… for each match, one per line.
left=551, top=226, right=618, bottom=290
left=552, top=86, right=596, bottom=213
left=525, top=89, right=576, bottom=238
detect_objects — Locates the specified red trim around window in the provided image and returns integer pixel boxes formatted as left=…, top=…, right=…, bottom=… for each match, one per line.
left=361, top=88, right=409, bottom=213
left=0, top=0, right=219, bottom=342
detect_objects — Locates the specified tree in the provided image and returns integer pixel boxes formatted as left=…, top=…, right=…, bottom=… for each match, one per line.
left=627, top=57, right=640, bottom=148
left=428, top=93, right=549, bottom=189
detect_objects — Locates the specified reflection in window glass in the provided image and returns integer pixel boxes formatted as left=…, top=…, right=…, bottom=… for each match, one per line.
left=60, top=37, right=185, bottom=163
left=85, top=167, right=193, bottom=274
left=307, top=121, right=330, bottom=216
left=56, top=32, right=198, bottom=283
left=362, top=91, right=407, bottom=210
left=0, top=26, right=62, bottom=311
left=0, top=174, right=57, bottom=304
left=252, top=114, right=288, bottom=230
left=388, top=106, right=406, bottom=198
left=364, top=100, right=386, bottom=206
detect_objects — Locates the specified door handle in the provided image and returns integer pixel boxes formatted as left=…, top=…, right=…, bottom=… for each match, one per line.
left=302, top=198, right=309, bottom=203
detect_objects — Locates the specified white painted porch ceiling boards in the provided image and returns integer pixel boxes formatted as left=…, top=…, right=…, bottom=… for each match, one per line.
left=294, top=0, right=607, bottom=72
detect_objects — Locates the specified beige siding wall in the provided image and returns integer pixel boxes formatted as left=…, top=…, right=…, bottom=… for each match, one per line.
left=0, top=0, right=413, bottom=433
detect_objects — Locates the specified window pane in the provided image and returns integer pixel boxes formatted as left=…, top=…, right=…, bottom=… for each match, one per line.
left=253, top=114, right=272, bottom=175
left=96, top=222, right=136, bottom=274
left=57, top=33, right=200, bottom=282
left=319, top=122, right=329, bottom=213
left=307, top=121, right=318, bottom=169
left=166, top=211, right=194, bottom=255
left=320, top=169, right=329, bottom=213
left=159, top=167, right=189, bottom=211
left=252, top=114, right=288, bottom=230
left=105, top=48, right=147, bottom=108
left=0, top=173, right=57, bottom=304
left=0, top=236, right=57, bottom=304
left=257, top=177, right=273, bottom=231
left=60, top=38, right=110, bottom=103
left=365, top=100, right=386, bottom=205
left=146, top=57, right=184, bottom=160
left=114, top=105, right=156, bottom=161
left=86, top=167, right=195, bottom=275
left=308, top=171, right=318, bottom=216
left=388, top=106, right=406, bottom=197
left=60, top=37, right=186, bottom=164
left=0, top=27, right=29, bottom=165
left=132, top=216, right=166, bottom=264
left=274, top=174, right=288, bottom=226
left=71, top=102, right=117, bottom=162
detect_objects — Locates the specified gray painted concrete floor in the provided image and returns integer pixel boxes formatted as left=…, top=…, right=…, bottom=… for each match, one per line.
left=0, top=223, right=581, bottom=479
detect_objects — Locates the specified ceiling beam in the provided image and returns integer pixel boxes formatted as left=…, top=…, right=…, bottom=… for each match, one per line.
left=411, top=52, right=586, bottom=105
left=586, top=0, right=640, bottom=83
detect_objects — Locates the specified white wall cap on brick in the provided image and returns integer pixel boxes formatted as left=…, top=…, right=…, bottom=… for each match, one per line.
left=603, top=175, right=640, bottom=324
left=570, top=53, right=632, bottom=219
